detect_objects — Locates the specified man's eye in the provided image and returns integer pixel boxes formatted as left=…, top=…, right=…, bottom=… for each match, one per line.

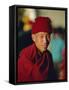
left=47, top=35, right=49, bottom=38
left=40, top=35, right=44, bottom=38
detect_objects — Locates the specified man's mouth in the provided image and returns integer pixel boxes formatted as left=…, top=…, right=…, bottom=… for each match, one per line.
left=41, top=44, right=48, bottom=47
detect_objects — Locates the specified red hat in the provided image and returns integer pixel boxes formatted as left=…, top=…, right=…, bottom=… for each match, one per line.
left=32, top=17, right=52, bottom=34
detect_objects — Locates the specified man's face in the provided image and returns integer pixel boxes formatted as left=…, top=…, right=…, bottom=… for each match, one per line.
left=32, top=32, right=51, bottom=53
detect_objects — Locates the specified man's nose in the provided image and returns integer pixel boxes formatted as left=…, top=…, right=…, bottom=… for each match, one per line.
left=43, top=37, right=47, bottom=44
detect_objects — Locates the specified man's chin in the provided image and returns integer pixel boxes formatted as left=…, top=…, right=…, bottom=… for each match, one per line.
left=41, top=48, right=47, bottom=53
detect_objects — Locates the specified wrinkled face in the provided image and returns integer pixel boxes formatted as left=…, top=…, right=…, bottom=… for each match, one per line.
left=32, top=32, right=51, bottom=53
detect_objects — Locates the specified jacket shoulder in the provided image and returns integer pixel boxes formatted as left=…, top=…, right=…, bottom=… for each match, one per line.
left=19, top=43, right=36, bottom=59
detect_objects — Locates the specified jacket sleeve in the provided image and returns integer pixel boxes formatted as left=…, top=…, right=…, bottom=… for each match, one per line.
left=17, top=49, right=33, bottom=82
left=17, top=49, right=43, bottom=82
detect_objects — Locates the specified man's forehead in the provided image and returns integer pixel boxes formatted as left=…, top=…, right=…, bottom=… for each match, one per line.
left=35, top=32, right=49, bottom=36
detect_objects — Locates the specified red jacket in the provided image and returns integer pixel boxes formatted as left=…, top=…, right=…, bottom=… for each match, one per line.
left=17, top=43, right=56, bottom=82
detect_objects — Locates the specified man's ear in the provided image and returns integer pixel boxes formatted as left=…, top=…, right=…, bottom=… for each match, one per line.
left=32, top=34, right=36, bottom=42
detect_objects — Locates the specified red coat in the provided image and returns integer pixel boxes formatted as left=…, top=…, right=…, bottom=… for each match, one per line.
left=17, top=43, right=56, bottom=82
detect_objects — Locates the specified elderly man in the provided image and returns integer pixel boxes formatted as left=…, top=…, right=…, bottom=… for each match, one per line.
left=17, top=17, right=57, bottom=82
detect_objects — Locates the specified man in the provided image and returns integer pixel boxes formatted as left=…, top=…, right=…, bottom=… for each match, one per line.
left=17, top=17, right=57, bottom=82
